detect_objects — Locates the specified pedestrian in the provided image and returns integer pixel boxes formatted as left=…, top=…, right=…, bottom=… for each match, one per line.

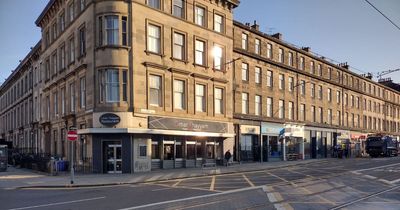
left=224, top=150, right=232, bottom=166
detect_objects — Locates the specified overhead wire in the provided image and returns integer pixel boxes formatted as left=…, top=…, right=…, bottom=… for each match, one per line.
left=364, top=0, right=400, bottom=31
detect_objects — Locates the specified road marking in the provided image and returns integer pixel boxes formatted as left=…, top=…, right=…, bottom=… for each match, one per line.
left=352, top=162, right=400, bottom=173
left=378, top=179, right=394, bottom=185
left=118, top=185, right=267, bottom=210
left=267, top=192, right=283, bottom=203
left=267, top=172, right=336, bottom=206
left=363, top=175, right=377, bottom=179
left=151, top=187, right=176, bottom=191
left=210, top=176, right=216, bottom=191
left=172, top=179, right=183, bottom=187
left=7, top=197, right=106, bottom=210
left=274, top=203, right=294, bottom=210
left=174, top=198, right=230, bottom=210
left=330, top=185, right=400, bottom=210
left=242, top=174, right=255, bottom=187
left=390, top=178, right=400, bottom=184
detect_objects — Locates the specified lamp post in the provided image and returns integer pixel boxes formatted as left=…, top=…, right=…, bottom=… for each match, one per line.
left=212, top=46, right=242, bottom=162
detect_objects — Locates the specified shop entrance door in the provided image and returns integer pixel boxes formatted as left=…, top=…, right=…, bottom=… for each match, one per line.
left=106, top=144, right=122, bottom=173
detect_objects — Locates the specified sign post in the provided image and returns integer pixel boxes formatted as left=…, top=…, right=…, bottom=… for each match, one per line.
left=67, top=128, right=78, bottom=184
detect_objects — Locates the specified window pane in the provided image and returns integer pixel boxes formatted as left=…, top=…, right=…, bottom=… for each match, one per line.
left=196, top=84, right=205, bottom=112
left=149, top=75, right=161, bottom=106
left=106, top=69, right=119, bottom=102
left=148, top=0, right=161, bottom=9
left=195, top=6, right=205, bottom=26
left=215, top=88, right=223, bottom=114
left=213, top=46, right=222, bottom=70
left=148, top=24, right=161, bottom=53
left=195, top=40, right=205, bottom=65
left=173, top=32, right=184, bottom=59
left=105, top=16, right=119, bottom=45
left=174, top=80, right=185, bottom=109
left=173, top=0, right=184, bottom=18
left=214, top=14, right=223, bottom=32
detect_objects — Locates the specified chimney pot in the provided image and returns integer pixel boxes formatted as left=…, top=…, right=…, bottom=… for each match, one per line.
left=251, top=20, right=259, bottom=31
left=302, top=47, right=311, bottom=52
left=272, top=33, right=282, bottom=40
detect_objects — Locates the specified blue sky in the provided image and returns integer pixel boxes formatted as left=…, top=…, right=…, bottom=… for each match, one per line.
left=1, top=0, right=399, bottom=85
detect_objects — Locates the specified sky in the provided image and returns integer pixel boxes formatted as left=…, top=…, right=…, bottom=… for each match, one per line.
left=0, top=0, right=399, bottom=86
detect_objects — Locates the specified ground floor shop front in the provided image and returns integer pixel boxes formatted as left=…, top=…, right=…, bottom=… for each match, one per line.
left=79, top=116, right=234, bottom=174
left=237, top=122, right=341, bottom=162
left=83, top=132, right=234, bottom=174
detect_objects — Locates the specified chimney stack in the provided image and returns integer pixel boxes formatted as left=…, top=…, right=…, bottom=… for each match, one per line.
left=272, top=33, right=282, bottom=40
left=245, top=22, right=250, bottom=27
left=302, top=47, right=311, bottom=52
left=251, top=20, right=259, bottom=31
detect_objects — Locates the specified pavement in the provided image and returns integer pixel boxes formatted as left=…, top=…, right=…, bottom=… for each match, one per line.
left=0, top=159, right=327, bottom=189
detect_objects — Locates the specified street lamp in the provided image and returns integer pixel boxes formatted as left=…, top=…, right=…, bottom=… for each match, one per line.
left=212, top=46, right=241, bottom=70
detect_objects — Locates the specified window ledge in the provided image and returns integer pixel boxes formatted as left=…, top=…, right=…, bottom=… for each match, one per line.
left=96, top=45, right=130, bottom=51
left=145, top=50, right=165, bottom=57
left=193, top=63, right=209, bottom=69
left=170, top=57, right=189, bottom=64
left=212, top=68, right=226, bottom=73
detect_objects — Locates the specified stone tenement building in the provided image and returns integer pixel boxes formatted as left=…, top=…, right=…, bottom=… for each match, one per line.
left=0, top=0, right=399, bottom=173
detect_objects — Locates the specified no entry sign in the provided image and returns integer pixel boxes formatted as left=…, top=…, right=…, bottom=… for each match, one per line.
left=67, top=130, right=78, bottom=141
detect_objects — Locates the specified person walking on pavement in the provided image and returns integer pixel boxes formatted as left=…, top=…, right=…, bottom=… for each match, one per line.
left=224, top=150, right=232, bottom=166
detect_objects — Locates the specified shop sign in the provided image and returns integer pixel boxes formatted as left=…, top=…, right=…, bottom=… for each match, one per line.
left=148, top=117, right=227, bottom=133
left=351, top=133, right=367, bottom=139
left=284, top=125, right=304, bottom=137
left=261, top=122, right=284, bottom=135
left=337, top=130, right=350, bottom=139
left=240, top=125, right=260, bottom=135
left=99, top=113, right=121, bottom=126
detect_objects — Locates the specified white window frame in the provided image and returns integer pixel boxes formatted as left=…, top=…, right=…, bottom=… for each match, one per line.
left=255, top=95, right=261, bottom=116
left=147, top=24, right=161, bottom=54
left=255, top=67, right=261, bottom=84
left=149, top=75, right=162, bottom=107
left=173, top=80, right=185, bottom=110
left=242, top=93, right=249, bottom=114
left=195, top=84, right=206, bottom=112
left=214, top=88, right=223, bottom=114
left=173, top=32, right=185, bottom=60
left=255, top=38, right=261, bottom=54
left=195, top=6, right=205, bottom=26
left=214, top=13, right=223, bottom=33
left=241, top=33, right=248, bottom=50
left=195, top=39, right=205, bottom=65
left=241, top=63, right=248, bottom=81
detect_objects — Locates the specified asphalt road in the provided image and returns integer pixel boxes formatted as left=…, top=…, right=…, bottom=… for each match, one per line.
left=1, top=157, right=400, bottom=210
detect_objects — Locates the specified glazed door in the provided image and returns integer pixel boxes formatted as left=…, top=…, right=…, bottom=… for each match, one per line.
left=107, top=144, right=122, bottom=173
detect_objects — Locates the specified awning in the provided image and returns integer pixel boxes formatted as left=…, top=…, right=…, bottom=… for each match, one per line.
left=77, top=128, right=235, bottom=138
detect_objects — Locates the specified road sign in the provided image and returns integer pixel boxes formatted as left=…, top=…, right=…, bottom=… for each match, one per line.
left=67, top=130, right=78, bottom=141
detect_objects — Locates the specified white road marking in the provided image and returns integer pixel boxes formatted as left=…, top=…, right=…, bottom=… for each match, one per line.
left=378, top=179, right=394, bottom=185
left=267, top=193, right=278, bottom=203
left=352, top=162, right=400, bottom=173
left=7, top=196, right=106, bottom=210
left=151, top=187, right=176, bottom=191
left=363, top=175, right=377, bottom=179
left=210, top=176, right=216, bottom=191
left=330, top=185, right=400, bottom=210
left=118, top=185, right=266, bottom=210
left=242, top=174, right=255, bottom=187
left=390, top=178, right=400, bottom=184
